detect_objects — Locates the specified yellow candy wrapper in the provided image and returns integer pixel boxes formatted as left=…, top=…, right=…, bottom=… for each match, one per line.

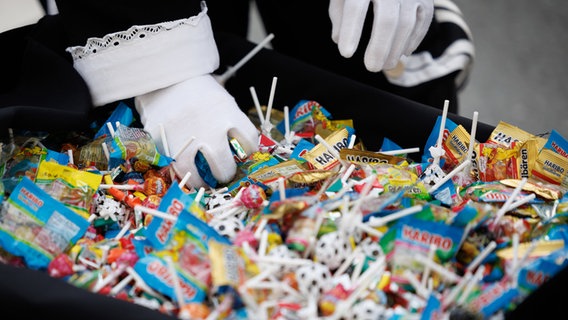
left=35, top=160, right=102, bottom=218
left=208, top=240, right=258, bottom=289
left=340, top=148, right=406, bottom=166
left=302, top=128, right=350, bottom=170
left=488, top=121, right=537, bottom=148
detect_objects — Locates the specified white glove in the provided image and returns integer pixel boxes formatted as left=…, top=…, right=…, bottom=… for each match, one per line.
left=134, top=75, right=259, bottom=188
left=329, top=0, right=434, bottom=72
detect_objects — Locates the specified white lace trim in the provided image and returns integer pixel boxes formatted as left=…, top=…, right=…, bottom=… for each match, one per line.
left=67, top=5, right=207, bottom=60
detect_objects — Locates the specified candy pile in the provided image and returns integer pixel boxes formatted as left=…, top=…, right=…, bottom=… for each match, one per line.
left=0, top=98, right=567, bottom=320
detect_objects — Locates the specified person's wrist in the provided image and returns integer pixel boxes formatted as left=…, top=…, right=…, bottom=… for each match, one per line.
left=66, top=7, right=219, bottom=106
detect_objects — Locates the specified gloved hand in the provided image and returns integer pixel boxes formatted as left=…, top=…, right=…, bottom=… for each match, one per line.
left=135, top=74, right=259, bottom=188
left=329, top=0, right=434, bottom=72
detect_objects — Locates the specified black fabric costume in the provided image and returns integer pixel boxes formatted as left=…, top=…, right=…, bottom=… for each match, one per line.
left=206, top=0, right=473, bottom=113
left=0, top=1, right=564, bottom=319
left=0, top=0, right=479, bottom=150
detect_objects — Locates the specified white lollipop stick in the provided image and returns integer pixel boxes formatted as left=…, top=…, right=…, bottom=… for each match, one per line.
left=67, top=149, right=74, bottom=165
left=134, top=205, right=178, bottom=222
left=216, top=33, right=275, bottom=85
left=333, top=179, right=357, bottom=200
left=194, top=187, right=205, bottom=203
left=466, top=240, right=497, bottom=273
left=354, top=255, right=386, bottom=289
left=492, top=178, right=528, bottom=226
left=355, top=222, right=384, bottom=239
left=101, top=142, right=110, bottom=161
left=258, top=229, right=269, bottom=256
left=367, top=205, right=423, bottom=228
left=331, top=257, right=386, bottom=320
left=456, top=222, right=474, bottom=250
left=414, top=254, right=461, bottom=283
left=341, top=164, right=356, bottom=184
left=428, top=159, right=471, bottom=193
left=262, top=76, right=278, bottom=134
left=249, top=86, right=265, bottom=126
left=403, top=269, right=430, bottom=299
left=246, top=281, right=303, bottom=300
left=244, top=265, right=280, bottom=288
left=302, top=211, right=326, bottom=259
left=92, top=264, right=127, bottom=293
left=159, top=123, right=171, bottom=157
left=277, top=177, right=286, bottom=200
left=8, top=127, right=14, bottom=145
left=254, top=218, right=268, bottom=239
left=215, top=206, right=242, bottom=221
left=172, top=136, right=196, bottom=161
left=110, top=273, right=134, bottom=296
left=511, top=233, right=520, bottom=286
left=334, top=246, right=363, bottom=277
left=350, top=251, right=366, bottom=284
left=114, top=220, right=131, bottom=240
left=314, top=134, right=340, bottom=159
left=106, top=122, right=116, bottom=137
left=252, top=256, right=313, bottom=266
left=507, top=193, right=536, bottom=212
left=443, top=271, right=472, bottom=309
left=348, top=134, right=357, bottom=149
left=510, top=240, right=539, bottom=286
left=421, top=244, right=437, bottom=288
left=165, top=257, right=185, bottom=309
left=212, top=187, right=229, bottom=194
left=79, top=256, right=99, bottom=269
left=349, top=175, right=377, bottom=225
left=458, top=265, right=485, bottom=306
left=313, top=175, right=335, bottom=201
left=179, top=171, right=191, bottom=189
left=126, top=266, right=166, bottom=299
left=379, top=147, right=420, bottom=156
left=99, top=184, right=139, bottom=190
left=283, top=105, right=294, bottom=144
left=206, top=201, right=237, bottom=215
left=466, top=111, right=479, bottom=162
left=432, top=100, right=449, bottom=167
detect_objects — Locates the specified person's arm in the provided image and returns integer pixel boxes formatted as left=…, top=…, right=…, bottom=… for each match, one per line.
left=55, top=0, right=259, bottom=188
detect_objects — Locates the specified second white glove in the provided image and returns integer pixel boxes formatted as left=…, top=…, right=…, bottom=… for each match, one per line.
left=135, top=74, right=259, bottom=188
left=329, top=0, right=434, bottom=72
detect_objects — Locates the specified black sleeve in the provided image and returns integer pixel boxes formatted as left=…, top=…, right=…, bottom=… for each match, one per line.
left=0, top=16, right=93, bottom=132
left=55, top=0, right=202, bottom=46
left=0, top=0, right=206, bottom=133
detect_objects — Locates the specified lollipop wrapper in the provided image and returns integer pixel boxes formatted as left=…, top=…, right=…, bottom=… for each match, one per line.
left=421, top=294, right=443, bottom=320
left=105, top=125, right=172, bottom=167
left=35, top=160, right=102, bottom=219
left=517, top=247, right=568, bottom=294
left=0, top=177, right=89, bottom=269
left=385, top=216, right=464, bottom=279
left=1, top=142, right=50, bottom=193
left=94, top=102, right=134, bottom=139
left=532, top=129, right=568, bottom=187
left=145, top=183, right=196, bottom=250
left=421, top=115, right=458, bottom=164
left=134, top=255, right=207, bottom=304
left=468, top=279, right=520, bottom=318
left=302, top=127, right=350, bottom=170
left=276, top=100, right=331, bottom=135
